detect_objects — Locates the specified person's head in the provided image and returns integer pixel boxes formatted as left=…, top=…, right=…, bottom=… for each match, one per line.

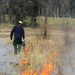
left=18, top=21, right=23, bottom=25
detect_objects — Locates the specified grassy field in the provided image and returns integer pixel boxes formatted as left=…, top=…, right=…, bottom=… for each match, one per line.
left=0, top=17, right=75, bottom=75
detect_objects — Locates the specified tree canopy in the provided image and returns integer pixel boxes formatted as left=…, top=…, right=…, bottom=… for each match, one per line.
left=0, top=0, right=75, bottom=24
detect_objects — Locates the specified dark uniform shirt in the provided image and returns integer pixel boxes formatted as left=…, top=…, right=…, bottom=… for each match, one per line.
left=10, top=25, right=25, bottom=44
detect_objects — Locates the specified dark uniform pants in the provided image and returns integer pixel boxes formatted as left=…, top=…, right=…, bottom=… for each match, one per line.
left=13, top=38, right=22, bottom=54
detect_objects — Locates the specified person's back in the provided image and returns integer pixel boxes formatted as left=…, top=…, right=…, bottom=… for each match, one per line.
left=10, top=21, right=25, bottom=55
left=11, top=25, right=24, bottom=39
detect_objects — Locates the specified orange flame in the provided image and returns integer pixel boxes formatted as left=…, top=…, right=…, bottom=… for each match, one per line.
left=33, top=70, right=38, bottom=75
left=21, top=70, right=38, bottom=75
left=20, top=60, right=30, bottom=65
left=24, top=43, right=30, bottom=57
left=25, top=43, right=30, bottom=51
left=40, top=63, right=53, bottom=75
left=20, top=42, right=54, bottom=75
left=21, top=72, right=30, bottom=75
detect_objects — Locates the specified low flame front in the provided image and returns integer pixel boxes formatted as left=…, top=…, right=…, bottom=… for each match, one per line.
left=40, top=63, right=53, bottom=75
left=21, top=63, right=53, bottom=75
left=19, top=42, right=56, bottom=75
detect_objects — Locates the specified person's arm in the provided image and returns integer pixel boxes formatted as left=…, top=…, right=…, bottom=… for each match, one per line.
left=22, top=28, right=25, bottom=47
left=22, top=28, right=25, bottom=40
left=10, top=26, right=15, bottom=40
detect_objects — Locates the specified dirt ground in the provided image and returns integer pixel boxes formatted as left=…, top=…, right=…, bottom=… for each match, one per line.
left=0, top=26, right=75, bottom=75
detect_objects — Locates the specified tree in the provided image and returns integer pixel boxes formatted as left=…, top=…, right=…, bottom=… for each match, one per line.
left=0, top=0, right=8, bottom=23
left=9, top=0, right=37, bottom=24
left=8, top=0, right=75, bottom=25
left=70, top=0, right=75, bottom=17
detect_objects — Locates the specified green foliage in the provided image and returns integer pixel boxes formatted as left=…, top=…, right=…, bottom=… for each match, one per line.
left=23, top=16, right=31, bottom=27
left=5, top=15, right=10, bottom=23
left=1, top=0, right=75, bottom=24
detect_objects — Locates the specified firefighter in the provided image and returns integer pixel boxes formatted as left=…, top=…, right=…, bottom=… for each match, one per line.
left=10, top=21, right=25, bottom=55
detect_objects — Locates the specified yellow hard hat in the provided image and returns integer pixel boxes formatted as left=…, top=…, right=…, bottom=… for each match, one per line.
left=18, top=21, right=23, bottom=24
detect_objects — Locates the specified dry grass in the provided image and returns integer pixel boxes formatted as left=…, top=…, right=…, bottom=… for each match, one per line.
left=0, top=23, right=13, bottom=31
left=29, top=38, right=58, bottom=71
left=37, top=17, right=75, bottom=26
left=1, top=17, right=75, bottom=75
left=18, top=17, right=75, bottom=75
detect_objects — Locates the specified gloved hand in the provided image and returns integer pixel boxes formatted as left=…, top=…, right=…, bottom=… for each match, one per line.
left=22, top=39, right=25, bottom=41
left=22, top=40, right=25, bottom=47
